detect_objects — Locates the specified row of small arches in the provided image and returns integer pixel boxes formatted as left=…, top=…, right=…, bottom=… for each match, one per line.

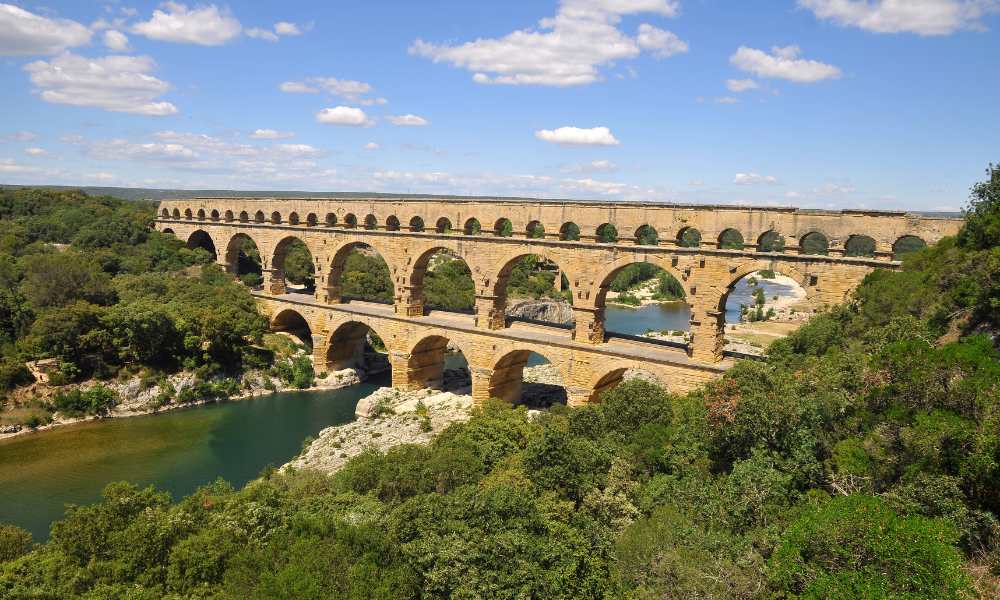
left=162, top=207, right=927, bottom=258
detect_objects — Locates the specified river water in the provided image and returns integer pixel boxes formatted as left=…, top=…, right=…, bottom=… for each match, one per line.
left=0, top=290, right=774, bottom=543
left=0, top=381, right=382, bottom=541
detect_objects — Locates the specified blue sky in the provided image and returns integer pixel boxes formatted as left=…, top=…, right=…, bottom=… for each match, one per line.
left=0, top=0, right=998, bottom=211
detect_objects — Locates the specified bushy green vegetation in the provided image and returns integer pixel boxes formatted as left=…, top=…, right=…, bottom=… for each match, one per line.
left=0, top=188, right=267, bottom=396
left=341, top=250, right=393, bottom=303
left=1, top=169, right=1000, bottom=598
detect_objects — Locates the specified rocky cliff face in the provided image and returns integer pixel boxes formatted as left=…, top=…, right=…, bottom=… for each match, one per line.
left=506, top=299, right=573, bottom=324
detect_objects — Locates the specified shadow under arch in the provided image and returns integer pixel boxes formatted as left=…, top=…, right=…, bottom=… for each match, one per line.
left=325, top=240, right=395, bottom=305
left=271, top=235, right=316, bottom=294
left=270, top=307, right=313, bottom=349
left=487, top=349, right=566, bottom=406
left=186, top=230, right=217, bottom=260
left=409, top=245, right=476, bottom=314
left=324, top=320, right=390, bottom=377
left=224, top=232, right=263, bottom=285
left=404, top=333, right=474, bottom=392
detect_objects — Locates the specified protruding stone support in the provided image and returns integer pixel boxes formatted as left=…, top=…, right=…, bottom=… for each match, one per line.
left=262, top=269, right=286, bottom=295
left=403, top=337, right=449, bottom=390
left=394, top=292, right=424, bottom=317
left=390, top=350, right=423, bottom=391
left=573, top=306, right=605, bottom=344
left=566, top=386, right=592, bottom=407
left=470, top=366, right=494, bottom=404
left=311, top=334, right=329, bottom=374
left=688, top=309, right=725, bottom=363
left=475, top=294, right=506, bottom=330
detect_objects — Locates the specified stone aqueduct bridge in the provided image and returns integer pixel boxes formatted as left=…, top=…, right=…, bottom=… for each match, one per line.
left=156, top=196, right=961, bottom=405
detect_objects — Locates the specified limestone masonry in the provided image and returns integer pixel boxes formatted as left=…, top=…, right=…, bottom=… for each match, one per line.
left=156, top=195, right=962, bottom=405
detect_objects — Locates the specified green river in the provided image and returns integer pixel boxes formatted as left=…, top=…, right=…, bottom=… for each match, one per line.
left=0, top=380, right=381, bottom=541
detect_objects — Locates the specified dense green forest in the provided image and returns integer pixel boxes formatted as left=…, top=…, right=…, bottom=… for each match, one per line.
left=1, top=166, right=999, bottom=598
left=0, top=188, right=268, bottom=425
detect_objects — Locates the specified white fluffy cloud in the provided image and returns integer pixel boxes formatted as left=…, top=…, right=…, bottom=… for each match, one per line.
left=535, top=126, right=620, bottom=146
left=734, top=172, right=779, bottom=185
left=250, top=129, right=294, bottom=139
left=24, top=147, right=47, bottom=156
left=103, top=30, right=130, bottom=51
left=730, top=45, right=841, bottom=83
left=0, top=158, right=40, bottom=173
left=280, top=77, right=386, bottom=105
left=364, top=142, right=379, bottom=150
left=388, top=114, right=429, bottom=126
left=132, top=2, right=242, bottom=46
left=410, top=0, right=687, bottom=86
left=799, top=0, right=999, bottom=36
left=726, top=78, right=758, bottom=92
left=0, top=4, right=91, bottom=56
left=315, top=106, right=373, bottom=127
left=245, top=27, right=278, bottom=42
left=274, top=21, right=301, bottom=35
left=3, top=131, right=37, bottom=142
left=24, top=53, right=178, bottom=116
left=636, top=23, right=689, bottom=57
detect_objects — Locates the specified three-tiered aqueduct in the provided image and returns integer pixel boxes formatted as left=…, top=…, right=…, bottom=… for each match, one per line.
left=156, top=196, right=962, bottom=405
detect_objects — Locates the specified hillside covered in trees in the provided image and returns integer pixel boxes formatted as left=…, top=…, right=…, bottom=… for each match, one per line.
left=1, top=165, right=999, bottom=598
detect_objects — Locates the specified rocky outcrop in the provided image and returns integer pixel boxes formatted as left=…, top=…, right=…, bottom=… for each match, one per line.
left=506, top=299, right=573, bottom=324
left=287, top=386, right=475, bottom=474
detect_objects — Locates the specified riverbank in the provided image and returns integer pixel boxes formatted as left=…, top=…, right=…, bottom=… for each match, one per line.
left=0, top=365, right=369, bottom=442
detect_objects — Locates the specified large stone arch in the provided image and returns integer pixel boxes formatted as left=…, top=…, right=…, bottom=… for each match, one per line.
left=588, top=253, right=688, bottom=309
left=320, top=318, right=393, bottom=376
left=587, top=362, right=667, bottom=403
left=401, top=243, right=481, bottom=316
left=398, top=331, right=476, bottom=391
left=269, top=307, right=315, bottom=349
left=481, top=346, right=568, bottom=405
left=711, top=259, right=813, bottom=312
left=486, top=247, right=579, bottom=301
left=222, top=231, right=265, bottom=279
left=186, top=229, right=218, bottom=259
left=269, top=234, right=319, bottom=295
left=323, top=237, right=398, bottom=306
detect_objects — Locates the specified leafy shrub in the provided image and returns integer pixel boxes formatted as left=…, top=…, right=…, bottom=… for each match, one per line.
left=0, top=523, right=33, bottom=562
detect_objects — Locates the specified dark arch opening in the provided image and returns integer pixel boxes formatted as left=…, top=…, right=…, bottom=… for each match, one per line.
left=410, top=216, right=425, bottom=232
left=800, top=232, right=829, bottom=255
left=596, top=261, right=689, bottom=345
left=324, top=321, right=390, bottom=381
left=494, top=218, right=512, bottom=237
left=186, top=230, right=217, bottom=260
left=560, top=222, right=581, bottom=241
left=171, top=208, right=181, bottom=218
left=464, top=218, right=481, bottom=235
left=757, top=230, right=785, bottom=252
left=386, top=215, right=401, bottom=231
left=718, top=228, right=744, bottom=250
left=254, top=211, right=265, bottom=223
left=364, top=214, right=377, bottom=230
left=488, top=350, right=566, bottom=407
left=325, top=212, right=337, bottom=226
left=845, top=234, right=876, bottom=257
left=327, top=243, right=394, bottom=304
left=436, top=217, right=453, bottom=234
left=288, top=212, right=300, bottom=225
left=344, top=213, right=358, bottom=228
left=526, top=220, right=545, bottom=239
left=271, top=309, right=313, bottom=350
left=306, top=213, right=318, bottom=227
left=596, top=223, right=618, bottom=243
left=196, top=209, right=206, bottom=220
left=722, top=269, right=809, bottom=356
left=239, top=211, right=249, bottom=222
left=272, top=237, right=315, bottom=294
left=411, top=248, right=475, bottom=314
left=407, top=335, right=471, bottom=393
left=225, top=233, right=263, bottom=287
left=635, top=224, right=658, bottom=245
left=160, top=208, right=169, bottom=217
left=270, top=211, right=282, bottom=224
left=210, top=209, right=220, bottom=221
left=677, top=227, right=701, bottom=248
left=184, top=208, right=193, bottom=219
left=162, top=228, right=174, bottom=235
left=224, top=210, right=234, bottom=221
left=496, top=254, right=574, bottom=330
left=893, top=235, right=926, bottom=259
